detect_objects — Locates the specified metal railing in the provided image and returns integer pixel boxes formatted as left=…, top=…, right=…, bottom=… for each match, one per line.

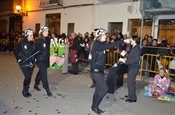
left=140, top=54, right=175, bottom=77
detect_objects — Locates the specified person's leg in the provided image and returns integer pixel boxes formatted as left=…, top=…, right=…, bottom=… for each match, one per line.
left=38, top=61, right=52, bottom=96
left=72, top=62, right=78, bottom=74
left=91, top=72, right=108, bottom=114
left=62, top=49, right=68, bottom=73
left=127, top=68, right=138, bottom=101
left=34, top=70, right=42, bottom=91
left=20, top=67, right=33, bottom=97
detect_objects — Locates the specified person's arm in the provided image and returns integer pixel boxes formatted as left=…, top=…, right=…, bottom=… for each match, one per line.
left=33, top=40, right=41, bottom=59
left=14, top=42, right=22, bottom=63
left=153, top=74, right=159, bottom=85
left=162, top=78, right=170, bottom=91
left=95, top=40, right=124, bottom=51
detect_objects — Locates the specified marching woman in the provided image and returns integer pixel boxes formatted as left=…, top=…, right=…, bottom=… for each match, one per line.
left=90, top=28, right=130, bottom=114
left=15, top=29, right=35, bottom=98
left=34, top=26, right=52, bottom=96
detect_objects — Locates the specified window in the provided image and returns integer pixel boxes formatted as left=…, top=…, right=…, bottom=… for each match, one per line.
left=67, top=23, right=74, bottom=35
left=108, top=22, right=123, bottom=35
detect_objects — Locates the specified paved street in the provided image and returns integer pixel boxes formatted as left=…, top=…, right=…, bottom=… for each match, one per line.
left=0, top=52, right=175, bottom=115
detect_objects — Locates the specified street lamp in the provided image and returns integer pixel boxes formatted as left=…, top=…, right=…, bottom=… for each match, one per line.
left=16, top=5, right=28, bottom=17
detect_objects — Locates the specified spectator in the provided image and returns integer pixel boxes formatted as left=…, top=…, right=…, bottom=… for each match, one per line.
left=146, top=68, right=170, bottom=98
left=147, top=39, right=158, bottom=77
left=84, top=37, right=90, bottom=59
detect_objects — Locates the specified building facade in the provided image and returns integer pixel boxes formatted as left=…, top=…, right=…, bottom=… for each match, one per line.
left=0, top=0, right=175, bottom=45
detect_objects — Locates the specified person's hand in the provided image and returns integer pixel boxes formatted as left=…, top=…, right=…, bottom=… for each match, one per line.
left=124, top=39, right=130, bottom=44
left=29, top=62, right=33, bottom=67
left=34, top=59, right=37, bottom=62
left=18, top=59, right=23, bottom=64
left=119, top=58, right=126, bottom=63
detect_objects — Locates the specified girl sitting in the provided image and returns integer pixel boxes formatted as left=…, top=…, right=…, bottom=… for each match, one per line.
left=146, top=68, right=170, bottom=98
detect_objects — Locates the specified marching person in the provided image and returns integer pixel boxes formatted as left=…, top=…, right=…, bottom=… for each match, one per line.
left=124, top=36, right=140, bottom=102
left=15, top=29, right=35, bottom=98
left=90, top=28, right=130, bottom=114
left=89, top=28, right=99, bottom=88
left=34, top=26, right=52, bottom=96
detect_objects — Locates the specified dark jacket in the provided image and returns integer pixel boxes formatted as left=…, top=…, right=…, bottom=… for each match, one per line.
left=70, top=37, right=80, bottom=62
left=15, top=38, right=35, bottom=67
left=90, top=40, right=124, bottom=72
left=71, top=37, right=80, bottom=58
left=35, top=37, right=50, bottom=66
left=125, top=45, right=140, bottom=69
left=147, top=46, right=158, bottom=62
left=141, top=45, right=149, bottom=60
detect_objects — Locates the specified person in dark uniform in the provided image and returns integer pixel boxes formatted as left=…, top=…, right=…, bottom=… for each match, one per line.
left=15, top=29, right=35, bottom=98
left=89, top=28, right=99, bottom=88
left=90, top=28, right=130, bottom=114
left=124, top=36, right=140, bottom=102
left=33, top=26, right=52, bottom=96
left=69, top=32, right=80, bottom=75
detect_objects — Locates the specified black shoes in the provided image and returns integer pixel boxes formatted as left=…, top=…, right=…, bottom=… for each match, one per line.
left=68, top=70, right=78, bottom=75
left=124, top=95, right=128, bottom=98
left=34, top=85, right=52, bottom=97
left=125, top=99, right=137, bottom=103
left=34, top=85, right=41, bottom=91
left=90, top=83, right=95, bottom=88
left=91, top=95, right=103, bottom=114
left=22, top=86, right=32, bottom=98
left=45, top=88, right=53, bottom=97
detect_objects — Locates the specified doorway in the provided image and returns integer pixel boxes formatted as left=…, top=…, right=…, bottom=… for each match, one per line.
left=9, top=15, right=22, bottom=32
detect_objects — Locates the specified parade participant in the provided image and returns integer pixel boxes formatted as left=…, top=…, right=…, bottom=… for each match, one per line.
left=90, top=28, right=130, bottom=114
left=147, top=68, right=170, bottom=97
left=89, top=28, right=99, bottom=88
left=15, top=29, right=35, bottom=98
left=124, top=36, right=140, bottom=102
left=34, top=26, right=52, bottom=96
left=68, top=32, right=80, bottom=75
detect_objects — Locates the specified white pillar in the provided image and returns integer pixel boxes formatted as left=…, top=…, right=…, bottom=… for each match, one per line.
left=152, top=16, right=159, bottom=40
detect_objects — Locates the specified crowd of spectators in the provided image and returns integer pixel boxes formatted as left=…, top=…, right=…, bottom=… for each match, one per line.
left=0, top=28, right=174, bottom=80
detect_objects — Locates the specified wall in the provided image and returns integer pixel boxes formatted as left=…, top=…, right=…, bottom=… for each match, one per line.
left=94, top=2, right=141, bottom=35
left=23, top=0, right=142, bottom=35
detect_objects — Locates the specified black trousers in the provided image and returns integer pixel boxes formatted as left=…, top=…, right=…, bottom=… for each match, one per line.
left=127, top=67, right=139, bottom=100
left=20, top=66, right=34, bottom=87
left=72, top=62, right=78, bottom=73
left=90, top=72, right=108, bottom=98
left=35, top=60, right=49, bottom=89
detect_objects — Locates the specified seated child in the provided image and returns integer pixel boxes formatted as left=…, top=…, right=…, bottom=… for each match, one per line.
left=146, top=68, right=170, bottom=98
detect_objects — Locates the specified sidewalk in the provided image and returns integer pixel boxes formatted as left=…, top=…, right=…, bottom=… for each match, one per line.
left=0, top=52, right=175, bottom=115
